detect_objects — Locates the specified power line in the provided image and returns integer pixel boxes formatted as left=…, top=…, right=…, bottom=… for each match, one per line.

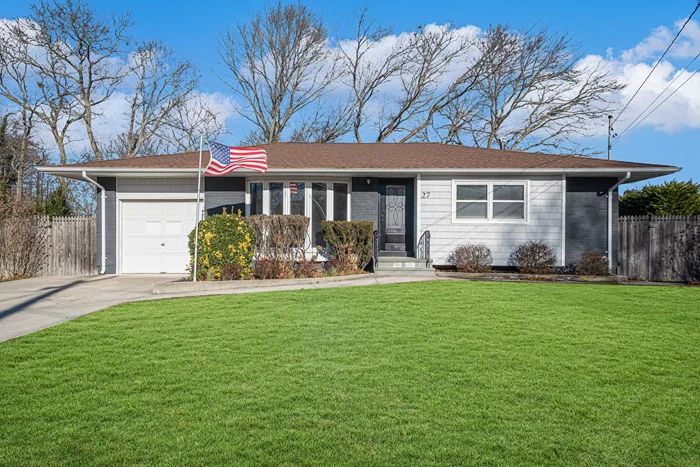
left=613, top=1, right=700, bottom=125
left=615, top=49, right=700, bottom=137
left=613, top=67, right=699, bottom=145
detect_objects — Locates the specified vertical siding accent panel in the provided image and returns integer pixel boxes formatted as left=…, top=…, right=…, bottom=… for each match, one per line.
left=565, top=177, right=618, bottom=268
left=351, top=177, right=379, bottom=230
left=419, top=175, right=563, bottom=265
left=204, top=177, right=246, bottom=215
left=97, top=177, right=117, bottom=274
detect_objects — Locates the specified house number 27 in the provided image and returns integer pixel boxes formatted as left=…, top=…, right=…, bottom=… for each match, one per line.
left=421, top=192, right=430, bottom=199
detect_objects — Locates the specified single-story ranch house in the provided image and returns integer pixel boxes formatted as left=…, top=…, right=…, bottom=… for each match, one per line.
left=39, top=143, right=679, bottom=275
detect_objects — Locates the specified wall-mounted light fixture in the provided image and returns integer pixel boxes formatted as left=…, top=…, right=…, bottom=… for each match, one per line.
left=366, top=178, right=371, bottom=185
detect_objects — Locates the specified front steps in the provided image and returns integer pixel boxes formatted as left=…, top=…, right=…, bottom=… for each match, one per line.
left=373, top=256, right=435, bottom=277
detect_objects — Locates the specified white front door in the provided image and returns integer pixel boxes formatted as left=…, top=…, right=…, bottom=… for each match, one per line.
left=121, top=200, right=197, bottom=273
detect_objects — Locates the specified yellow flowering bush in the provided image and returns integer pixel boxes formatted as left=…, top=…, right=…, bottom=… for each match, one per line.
left=188, top=209, right=256, bottom=280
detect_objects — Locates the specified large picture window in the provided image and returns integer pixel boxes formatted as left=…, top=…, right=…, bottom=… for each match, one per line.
left=269, top=182, right=284, bottom=215
left=453, top=181, right=527, bottom=222
left=289, top=182, right=305, bottom=216
left=247, top=180, right=351, bottom=247
left=250, top=182, right=263, bottom=215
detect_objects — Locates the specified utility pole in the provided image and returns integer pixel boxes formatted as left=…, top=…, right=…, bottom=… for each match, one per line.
left=607, top=115, right=613, bottom=160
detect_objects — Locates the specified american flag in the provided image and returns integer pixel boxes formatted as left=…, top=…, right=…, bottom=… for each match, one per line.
left=205, top=141, right=267, bottom=175
left=290, top=182, right=299, bottom=194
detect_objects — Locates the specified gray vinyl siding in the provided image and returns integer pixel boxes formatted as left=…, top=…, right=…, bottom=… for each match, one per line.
left=96, top=177, right=117, bottom=274
left=351, top=177, right=379, bottom=229
left=204, top=177, right=246, bottom=216
left=419, top=175, right=564, bottom=266
left=565, top=177, right=619, bottom=272
left=117, top=178, right=198, bottom=193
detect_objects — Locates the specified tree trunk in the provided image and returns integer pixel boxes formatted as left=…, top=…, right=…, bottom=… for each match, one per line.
left=83, top=107, right=103, bottom=161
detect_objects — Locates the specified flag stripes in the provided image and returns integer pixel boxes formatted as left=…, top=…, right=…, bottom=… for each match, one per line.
left=205, top=142, right=268, bottom=175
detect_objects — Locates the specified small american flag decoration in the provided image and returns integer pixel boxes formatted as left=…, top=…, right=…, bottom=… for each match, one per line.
left=290, top=182, right=299, bottom=194
left=205, top=141, right=268, bottom=175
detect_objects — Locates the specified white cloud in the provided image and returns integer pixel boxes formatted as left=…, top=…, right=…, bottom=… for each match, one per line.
left=4, top=13, right=700, bottom=154
left=600, top=19, right=700, bottom=136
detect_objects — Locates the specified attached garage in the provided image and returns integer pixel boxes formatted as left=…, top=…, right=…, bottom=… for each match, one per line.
left=120, top=200, right=197, bottom=274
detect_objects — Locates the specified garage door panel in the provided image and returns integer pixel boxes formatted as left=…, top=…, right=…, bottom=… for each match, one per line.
left=123, top=219, right=144, bottom=235
left=122, top=202, right=142, bottom=217
left=143, top=203, right=162, bottom=217
left=123, top=255, right=160, bottom=273
left=162, top=255, right=188, bottom=273
left=163, top=236, right=186, bottom=250
left=143, top=238, right=163, bottom=250
left=144, top=220, right=162, bottom=236
left=165, top=221, right=183, bottom=235
left=183, top=220, right=195, bottom=234
left=122, top=236, right=143, bottom=252
left=121, top=200, right=196, bottom=274
left=164, top=203, right=189, bottom=217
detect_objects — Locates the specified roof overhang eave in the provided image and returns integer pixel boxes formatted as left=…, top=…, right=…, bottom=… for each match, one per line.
left=37, top=165, right=681, bottom=181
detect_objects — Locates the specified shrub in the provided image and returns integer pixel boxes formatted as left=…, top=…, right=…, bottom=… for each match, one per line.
left=253, top=258, right=292, bottom=280
left=294, top=256, right=322, bottom=278
left=576, top=252, right=610, bottom=276
left=508, top=240, right=557, bottom=274
left=0, top=197, right=47, bottom=280
left=248, top=215, right=309, bottom=278
left=450, top=243, right=492, bottom=273
left=321, top=221, right=373, bottom=273
left=221, top=263, right=245, bottom=281
left=188, top=209, right=255, bottom=281
left=619, top=179, right=700, bottom=216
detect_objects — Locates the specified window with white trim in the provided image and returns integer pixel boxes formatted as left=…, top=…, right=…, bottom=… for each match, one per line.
left=247, top=181, right=351, bottom=246
left=454, top=181, right=527, bottom=222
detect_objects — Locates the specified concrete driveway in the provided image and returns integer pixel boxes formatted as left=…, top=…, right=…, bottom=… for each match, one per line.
left=0, top=275, right=184, bottom=342
left=0, top=274, right=434, bottom=343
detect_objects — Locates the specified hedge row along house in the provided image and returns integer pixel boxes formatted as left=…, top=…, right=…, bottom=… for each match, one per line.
left=39, top=143, right=679, bottom=275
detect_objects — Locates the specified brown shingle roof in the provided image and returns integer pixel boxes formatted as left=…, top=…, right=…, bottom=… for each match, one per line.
left=50, top=142, right=676, bottom=171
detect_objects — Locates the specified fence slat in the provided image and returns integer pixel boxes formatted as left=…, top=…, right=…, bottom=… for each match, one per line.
left=618, top=215, right=699, bottom=282
left=35, top=216, right=97, bottom=277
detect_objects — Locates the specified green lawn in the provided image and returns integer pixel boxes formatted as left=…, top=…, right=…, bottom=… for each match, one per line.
left=1, top=282, right=699, bottom=466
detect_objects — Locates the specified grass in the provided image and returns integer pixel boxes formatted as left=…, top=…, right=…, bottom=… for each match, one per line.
left=0, top=281, right=699, bottom=466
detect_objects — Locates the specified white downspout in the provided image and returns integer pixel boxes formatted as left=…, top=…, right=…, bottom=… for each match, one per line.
left=607, top=171, right=631, bottom=272
left=82, top=171, right=106, bottom=274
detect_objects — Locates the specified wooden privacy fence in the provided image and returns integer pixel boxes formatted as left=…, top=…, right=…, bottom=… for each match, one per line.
left=1, top=215, right=95, bottom=279
left=42, top=216, right=97, bottom=276
left=618, top=216, right=700, bottom=282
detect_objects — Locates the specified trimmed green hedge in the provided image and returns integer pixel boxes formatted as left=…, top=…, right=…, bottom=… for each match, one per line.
left=321, top=221, right=373, bottom=272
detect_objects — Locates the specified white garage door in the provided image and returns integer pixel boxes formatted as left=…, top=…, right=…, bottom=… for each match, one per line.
left=121, top=200, right=197, bottom=273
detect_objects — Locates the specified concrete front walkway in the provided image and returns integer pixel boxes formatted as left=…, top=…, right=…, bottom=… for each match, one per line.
left=0, top=274, right=434, bottom=342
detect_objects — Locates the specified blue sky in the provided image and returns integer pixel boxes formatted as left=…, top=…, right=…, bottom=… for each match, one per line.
left=2, top=0, right=699, bottom=188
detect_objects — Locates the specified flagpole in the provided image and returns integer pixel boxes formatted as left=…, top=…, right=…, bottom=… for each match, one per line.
left=193, top=135, right=204, bottom=282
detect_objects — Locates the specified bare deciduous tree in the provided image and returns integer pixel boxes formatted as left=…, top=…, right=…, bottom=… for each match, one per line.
left=0, top=19, right=80, bottom=174
left=156, top=97, right=227, bottom=152
left=457, top=24, right=624, bottom=155
left=218, top=1, right=338, bottom=143
left=18, top=0, right=133, bottom=161
left=374, top=24, right=482, bottom=143
left=288, top=99, right=356, bottom=143
left=336, top=7, right=408, bottom=142
left=103, top=41, right=199, bottom=159
left=0, top=46, right=39, bottom=196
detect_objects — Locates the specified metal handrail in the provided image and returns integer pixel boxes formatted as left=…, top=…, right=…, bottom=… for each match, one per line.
left=417, top=230, right=431, bottom=267
left=372, top=229, right=380, bottom=269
